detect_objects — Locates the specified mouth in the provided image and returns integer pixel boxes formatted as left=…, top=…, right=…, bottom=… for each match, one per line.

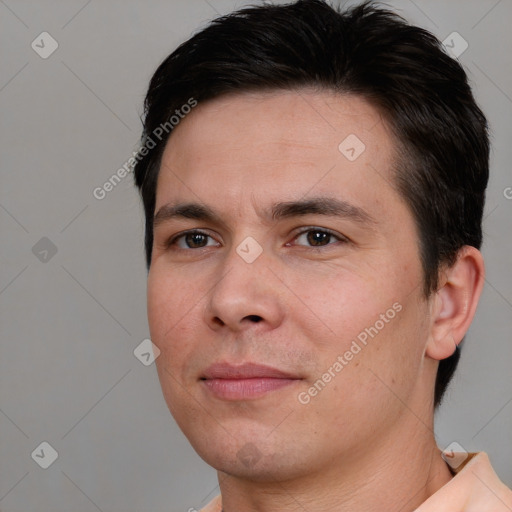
left=200, top=362, right=303, bottom=400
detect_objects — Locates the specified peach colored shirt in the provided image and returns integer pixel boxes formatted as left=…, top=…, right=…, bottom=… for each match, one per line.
left=200, top=452, right=512, bottom=512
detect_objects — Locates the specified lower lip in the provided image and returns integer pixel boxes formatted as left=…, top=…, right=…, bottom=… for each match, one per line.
left=202, top=378, right=298, bottom=400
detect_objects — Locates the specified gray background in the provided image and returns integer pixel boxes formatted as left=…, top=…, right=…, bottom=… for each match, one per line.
left=1, top=0, right=511, bottom=510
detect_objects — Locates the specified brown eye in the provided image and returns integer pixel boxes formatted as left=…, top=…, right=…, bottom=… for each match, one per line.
left=168, top=230, right=219, bottom=250
left=184, top=232, right=208, bottom=248
left=294, top=228, right=343, bottom=247
left=306, top=230, right=332, bottom=246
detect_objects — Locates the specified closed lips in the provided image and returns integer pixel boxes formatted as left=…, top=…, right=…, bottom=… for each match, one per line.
left=201, top=362, right=303, bottom=400
left=201, top=362, right=301, bottom=380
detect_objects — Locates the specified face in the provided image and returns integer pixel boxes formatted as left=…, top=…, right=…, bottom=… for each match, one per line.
left=147, top=90, right=435, bottom=482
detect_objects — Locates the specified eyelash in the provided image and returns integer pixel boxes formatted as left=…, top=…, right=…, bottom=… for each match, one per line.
left=165, top=227, right=348, bottom=250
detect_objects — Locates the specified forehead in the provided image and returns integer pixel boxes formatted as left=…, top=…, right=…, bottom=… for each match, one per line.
left=162, top=89, right=390, bottom=164
left=155, top=89, right=404, bottom=223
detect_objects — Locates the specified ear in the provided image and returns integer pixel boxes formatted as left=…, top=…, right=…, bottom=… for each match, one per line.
left=425, top=246, right=485, bottom=361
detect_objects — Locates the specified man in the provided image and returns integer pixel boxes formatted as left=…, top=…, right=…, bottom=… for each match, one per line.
left=133, top=1, right=512, bottom=510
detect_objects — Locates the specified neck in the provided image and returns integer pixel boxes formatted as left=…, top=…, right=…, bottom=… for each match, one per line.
left=217, top=415, right=453, bottom=511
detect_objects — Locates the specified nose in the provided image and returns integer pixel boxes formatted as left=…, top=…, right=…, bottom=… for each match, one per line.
left=205, top=249, right=285, bottom=333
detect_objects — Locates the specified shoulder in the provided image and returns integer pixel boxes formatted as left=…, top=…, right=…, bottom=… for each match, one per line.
left=414, top=452, right=512, bottom=512
left=199, top=494, right=222, bottom=512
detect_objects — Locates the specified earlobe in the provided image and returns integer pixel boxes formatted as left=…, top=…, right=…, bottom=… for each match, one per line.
left=425, top=246, right=485, bottom=361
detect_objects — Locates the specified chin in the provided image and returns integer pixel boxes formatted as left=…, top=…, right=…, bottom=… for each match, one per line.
left=185, top=427, right=316, bottom=483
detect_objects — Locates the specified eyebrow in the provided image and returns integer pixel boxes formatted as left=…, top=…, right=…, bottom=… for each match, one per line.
left=153, top=197, right=377, bottom=228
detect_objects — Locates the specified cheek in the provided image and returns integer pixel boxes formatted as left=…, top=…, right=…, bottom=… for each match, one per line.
left=290, top=264, right=397, bottom=350
left=292, top=261, right=425, bottom=391
left=341, top=296, right=427, bottom=405
left=147, top=265, right=201, bottom=363
left=147, top=267, right=173, bottom=341
left=296, top=301, right=426, bottom=446
left=148, top=267, right=205, bottom=419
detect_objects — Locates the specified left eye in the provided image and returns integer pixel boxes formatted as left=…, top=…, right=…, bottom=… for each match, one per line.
left=293, top=229, right=344, bottom=247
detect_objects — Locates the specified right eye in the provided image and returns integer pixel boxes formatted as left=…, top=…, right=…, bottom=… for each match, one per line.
left=167, top=230, right=220, bottom=250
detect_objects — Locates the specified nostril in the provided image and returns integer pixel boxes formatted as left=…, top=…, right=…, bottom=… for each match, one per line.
left=212, top=317, right=225, bottom=327
left=246, top=315, right=263, bottom=323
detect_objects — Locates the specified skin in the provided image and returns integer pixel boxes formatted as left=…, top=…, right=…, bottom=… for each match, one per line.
left=147, top=89, right=485, bottom=511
